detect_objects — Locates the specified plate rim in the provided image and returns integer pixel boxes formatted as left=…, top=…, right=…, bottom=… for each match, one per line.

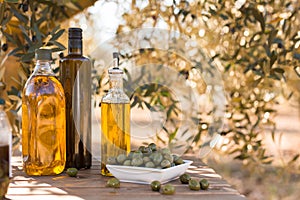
left=106, top=159, right=193, bottom=172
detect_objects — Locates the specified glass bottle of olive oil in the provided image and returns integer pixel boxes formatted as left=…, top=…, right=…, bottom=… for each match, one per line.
left=101, top=52, right=130, bottom=176
left=22, top=49, right=66, bottom=175
left=59, top=28, right=92, bottom=169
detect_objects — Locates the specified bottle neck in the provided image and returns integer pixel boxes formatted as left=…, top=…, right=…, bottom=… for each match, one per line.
left=33, top=60, right=54, bottom=75
left=109, top=75, right=123, bottom=90
left=68, top=38, right=82, bottom=55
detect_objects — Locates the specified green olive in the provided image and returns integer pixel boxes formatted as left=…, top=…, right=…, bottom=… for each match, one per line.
left=189, top=179, right=200, bottom=191
left=127, top=151, right=135, bottom=159
left=179, top=173, right=191, bottom=184
left=106, top=178, right=120, bottom=188
left=145, top=161, right=155, bottom=168
left=143, top=156, right=151, bottom=163
left=200, top=179, right=209, bottom=190
left=160, top=159, right=171, bottom=168
left=148, top=143, right=157, bottom=152
left=142, top=147, right=152, bottom=155
left=161, top=148, right=171, bottom=155
left=66, top=168, right=78, bottom=177
left=123, top=160, right=131, bottom=166
left=163, top=153, right=174, bottom=163
left=131, top=157, right=143, bottom=166
left=132, top=151, right=143, bottom=159
left=152, top=152, right=163, bottom=165
left=161, top=184, right=175, bottom=195
left=172, top=154, right=179, bottom=161
left=117, top=154, right=127, bottom=164
left=150, top=180, right=161, bottom=191
left=107, top=157, right=117, bottom=165
left=174, top=157, right=184, bottom=165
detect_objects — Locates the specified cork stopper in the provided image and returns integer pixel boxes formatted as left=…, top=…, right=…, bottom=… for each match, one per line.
left=35, top=48, right=52, bottom=61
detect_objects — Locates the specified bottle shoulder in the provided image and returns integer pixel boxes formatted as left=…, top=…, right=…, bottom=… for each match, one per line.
left=60, top=54, right=91, bottom=62
left=101, top=91, right=130, bottom=104
left=23, top=75, right=65, bottom=97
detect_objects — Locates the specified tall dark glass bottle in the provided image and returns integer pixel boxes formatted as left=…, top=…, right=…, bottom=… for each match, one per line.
left=60, top=28, right=92, bottom=169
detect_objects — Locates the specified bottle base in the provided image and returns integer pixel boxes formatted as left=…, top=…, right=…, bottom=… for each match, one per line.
left=23, top=161, right=65, bottom=176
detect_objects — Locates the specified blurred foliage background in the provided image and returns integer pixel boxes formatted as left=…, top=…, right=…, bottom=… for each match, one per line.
left=0, top=0, right=300, bottom=198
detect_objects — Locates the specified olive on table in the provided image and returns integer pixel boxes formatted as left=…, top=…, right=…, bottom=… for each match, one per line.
left=107, top=178, right=120, bottom=188
left=189, top=179, right=200, bottom=191
left=180, top=173, right=191, bottom=184
left=150, top=180, right=161, bottom=191
left=161, top=184, right=175, bottom=195
left=66, top=168, right=78, bottom=177
left=200, top=179, right=209, bottom=190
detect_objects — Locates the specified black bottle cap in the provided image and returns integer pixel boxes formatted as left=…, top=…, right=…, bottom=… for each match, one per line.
left=68, top=28, right=82, bottom=39
left=113, top=52, right=119, bottom=59
left=112, top=52, right=119, bottom=66
left=35, top=48, right=52, bottom=61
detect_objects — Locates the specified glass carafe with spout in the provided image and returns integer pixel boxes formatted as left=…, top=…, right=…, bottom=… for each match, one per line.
left=101, top=52, right=130, bottom=176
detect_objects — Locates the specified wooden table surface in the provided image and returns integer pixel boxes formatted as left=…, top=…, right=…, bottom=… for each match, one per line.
left=6, top=156, right=247, bottom=200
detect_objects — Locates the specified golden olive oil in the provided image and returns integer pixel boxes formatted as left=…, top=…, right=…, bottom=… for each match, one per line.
left=101, top=102, right=130, bottom=176
left=22, top=75, right=66, bottom=175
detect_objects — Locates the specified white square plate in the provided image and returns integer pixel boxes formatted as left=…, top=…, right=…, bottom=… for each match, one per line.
left=106, top=160, right=193, bottom=184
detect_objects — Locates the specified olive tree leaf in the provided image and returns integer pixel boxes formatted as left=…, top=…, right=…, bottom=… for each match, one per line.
left=50, top=29, right=65, bottom=41
left=4, top=0, right=19, bottom=3
left=19, top=25, right=32, bottom=45
left=8, top=47, right=22, bottom=56
left=10, top=4, right=29, bottom=24
left=21, top=52, right=35, bottom=63
left=294, top=66, right=300, bottom=77
left=1, top=31, right=16, bottom=45
left=48, top=40, right=66, bottom=50
left=0, top=2, right=6, bottom=23
left=250, top=7, right=265, bottom=32
left=288, top=154, right=299, bottom=165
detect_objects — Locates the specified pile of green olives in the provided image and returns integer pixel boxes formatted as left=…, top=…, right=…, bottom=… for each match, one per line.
left=107, top=143, right=184, bottom=169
